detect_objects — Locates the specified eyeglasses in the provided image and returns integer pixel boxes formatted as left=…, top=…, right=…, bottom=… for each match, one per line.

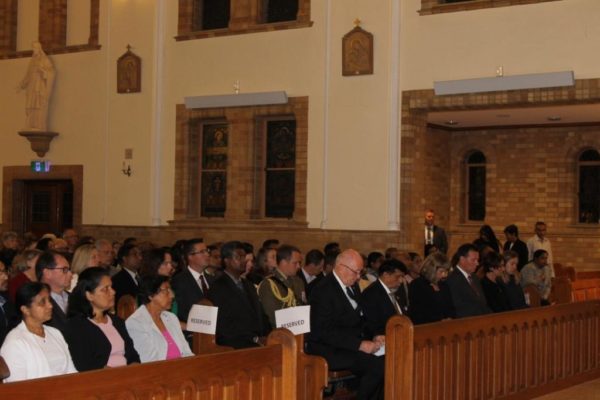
left=189, top=249, right=209, bottom=256
left=157, top=287, right=174, bottom=294
left=46, top=266, right=71, bottom=274
left=340, top=263, right=361, bottom=276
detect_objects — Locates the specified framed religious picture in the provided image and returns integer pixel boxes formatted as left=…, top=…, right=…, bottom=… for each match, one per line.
left=117, top=45, right=141, bottom=93
left=342, top=20, right=374, bottom=76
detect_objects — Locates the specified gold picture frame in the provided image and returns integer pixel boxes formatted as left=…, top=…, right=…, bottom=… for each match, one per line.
left=342, top=22, right=374, bottom=76
left=117, top=45, right=141, bottom=94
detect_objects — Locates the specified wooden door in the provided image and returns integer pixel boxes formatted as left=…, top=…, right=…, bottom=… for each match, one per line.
left=23, top=180, right=73, bottom=237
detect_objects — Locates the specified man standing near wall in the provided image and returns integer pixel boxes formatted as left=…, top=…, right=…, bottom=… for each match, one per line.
left=527, top=221, right=554, bottom=277
left=424, top=209, right=448, bottom=255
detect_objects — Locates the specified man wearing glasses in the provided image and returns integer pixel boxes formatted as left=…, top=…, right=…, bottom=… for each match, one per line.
left=35, top=250, right=73, bottom=334
left=307, top=249, right=385, bottom=400
left=172, top=238, right=212, bottom=324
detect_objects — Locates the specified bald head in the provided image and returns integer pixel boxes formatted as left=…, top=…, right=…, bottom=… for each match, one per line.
left=333, top=249, right=364, bottom=286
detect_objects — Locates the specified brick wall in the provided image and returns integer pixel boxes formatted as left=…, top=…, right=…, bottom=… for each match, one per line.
left=447, top=125, right=600, bottom=270
left=402, top=79, right=600, bottom=272
left=0, top=0, right=17, bottom=53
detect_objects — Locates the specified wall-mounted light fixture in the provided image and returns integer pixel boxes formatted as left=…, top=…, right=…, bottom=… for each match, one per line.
left=122, top=161, right=132, bottom=177
left=122, top=148, right=133, bottom=177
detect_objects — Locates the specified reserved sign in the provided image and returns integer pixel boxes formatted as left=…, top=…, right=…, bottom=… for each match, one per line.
left=275, top=305, right=311, bottom=335
left=186, top=304, right=218, bottom=334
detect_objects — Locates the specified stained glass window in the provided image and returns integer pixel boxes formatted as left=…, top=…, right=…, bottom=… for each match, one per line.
left=263, top=0, right=298, bottom=23
left=265, top=119, right=296, bottom=218
left=466, top=151, right=486, bottom=221
left=578, top=149, right=600, bottom=224
left=193, top=0, right=230, bottom=31
left=200, top=124, right=228, bottom=217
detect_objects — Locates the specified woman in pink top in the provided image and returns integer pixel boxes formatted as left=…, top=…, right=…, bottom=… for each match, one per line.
left=65, top=267, right=140, bottom=371
left=126, top=275, right=193, bottom=362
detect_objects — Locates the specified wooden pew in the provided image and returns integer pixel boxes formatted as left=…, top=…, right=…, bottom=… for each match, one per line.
left=0, top=328, right=297, bottom=399
left=192, top=299, right=328, bottom=399
left=385, top=300, right=600, bottom=400
left=571, top=278, right=600, bottom=302
left=116, top=294, right=137, bottom=320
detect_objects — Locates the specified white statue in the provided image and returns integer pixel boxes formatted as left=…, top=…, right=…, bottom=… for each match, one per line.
left=18, top=42, right=55, bottom=131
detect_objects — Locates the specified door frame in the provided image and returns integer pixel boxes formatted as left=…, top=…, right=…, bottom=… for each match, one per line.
left=2, top=165, right=83, bottom=234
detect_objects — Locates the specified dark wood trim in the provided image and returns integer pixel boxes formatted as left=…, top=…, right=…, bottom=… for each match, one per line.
left=428, top=120, right=600, bottom=131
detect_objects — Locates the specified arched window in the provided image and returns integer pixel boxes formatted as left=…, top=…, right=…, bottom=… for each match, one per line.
left=578, top=149, right=600, bottom=223
left=466, top=150, right=486, bottom=221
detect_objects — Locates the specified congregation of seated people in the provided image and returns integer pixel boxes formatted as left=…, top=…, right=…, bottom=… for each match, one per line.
left=0, top=221, right=555, bottom=398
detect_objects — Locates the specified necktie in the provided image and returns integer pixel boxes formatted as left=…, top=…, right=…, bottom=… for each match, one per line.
left=199, top=274, right=209, bottom=293
left=346, top=286, right=357, bottom=301
left=427, top=226, right=433, bottom=244
left=389, top=293, right=402, bottom=314
left=467, top=275, right=480, bottom=297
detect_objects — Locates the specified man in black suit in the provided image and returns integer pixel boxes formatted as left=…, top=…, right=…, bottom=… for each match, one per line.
left=296, top=249, right=324, bottom=301
left=0, top=262, right=17, bottom=346
left=171, top=238, right=212, bottom=323
left=446, top=243, right=492, bottom=318
left=307, top=249, right=384, bottom=400
left=112, top=244, right=142, bottom=305
left=360, top=258, right=406, bottom=337
left=36, top=250, right=72, bottom=334
left=208, top=241, right=270, bottom=349
left=503, top=224, right=529, bottom=270
left=424, top=209, right=448, bottom=255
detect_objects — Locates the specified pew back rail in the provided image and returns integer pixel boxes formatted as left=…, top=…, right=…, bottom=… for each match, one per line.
left=0, top=328, right=297, bottom=400
left=386, top=301, right=600, bottom=400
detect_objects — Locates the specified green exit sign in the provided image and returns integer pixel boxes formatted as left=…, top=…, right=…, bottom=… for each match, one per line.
left=31, top=160, right=51, bottom=173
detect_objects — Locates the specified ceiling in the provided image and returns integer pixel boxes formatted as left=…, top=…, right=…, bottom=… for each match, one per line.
left=427, top=103, right=600, bottom=129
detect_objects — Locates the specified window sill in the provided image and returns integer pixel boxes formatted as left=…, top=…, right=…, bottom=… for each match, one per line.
left=0, top=44, right=101, bottom=60
left=175, top=20, right=313, bottom=42
left=168, top=218, right=309, bottom=230
left=419, top=0, right=563, bottom=16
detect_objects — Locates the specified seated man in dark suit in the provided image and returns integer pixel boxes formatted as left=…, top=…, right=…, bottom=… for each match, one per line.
left=35, top=250, right=73, bottom=334
left=208, top=241, right=271, bottom=349
left=307, top=249, right=384, bottom=400
left=446, top=244, right=492, bottom=318
left=297, top=249, right=324, bottom=301
left=111, top=244, right=142, bottom=304
left=360, top=258, right=406, bottom=337
left=171, top=238, right=212, bottom=323
left=503, top=224, right=529, bottom=271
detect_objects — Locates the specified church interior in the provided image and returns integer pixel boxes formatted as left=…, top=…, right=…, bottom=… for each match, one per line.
left=0, top=0, right=600, bottom=398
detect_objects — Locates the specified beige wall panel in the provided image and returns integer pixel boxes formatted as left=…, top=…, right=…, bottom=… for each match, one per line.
left=401, top=0, right=600, bottom=90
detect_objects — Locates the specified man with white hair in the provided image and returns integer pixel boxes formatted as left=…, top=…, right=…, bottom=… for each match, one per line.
left=307, top=249, right=384, bottom=400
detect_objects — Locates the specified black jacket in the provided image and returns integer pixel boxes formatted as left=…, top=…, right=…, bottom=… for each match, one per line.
left=207, top=272, right=270, bottom=349
left=360, top=280, right=398, bottom=337
left=446, top=269, right=492, bottom=318
left=65, top=314, right=140, bottom=371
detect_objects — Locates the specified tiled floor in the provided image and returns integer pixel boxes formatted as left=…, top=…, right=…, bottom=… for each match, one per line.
left=533, top=379, right=600, bottom=400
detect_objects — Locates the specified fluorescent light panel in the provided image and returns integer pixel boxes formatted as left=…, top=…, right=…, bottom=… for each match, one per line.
left=185, top=91, right=288, bottom=109
left=434, top=71, right=574, bottom=95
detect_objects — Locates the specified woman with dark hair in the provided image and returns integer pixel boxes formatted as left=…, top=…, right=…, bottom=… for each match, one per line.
left=0, top=282, right=76, bottom=382
left=125, top=275, right=193, bottom=362
left=408, top=252, right=454, bottom=324
left=65, top=267, right=139, bottom=371
left=473, top=225, right=501, bottom=254
left=140, top=247, right=177, bottom=278
left=500, top=251, right=528, bottom=310
left=480, top=252, right=510, bottom=313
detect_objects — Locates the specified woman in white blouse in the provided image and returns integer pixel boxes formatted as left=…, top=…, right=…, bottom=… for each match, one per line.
left=126, top=275, right=193, bottom=362
left=0, top=282, right=76, bottom=382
